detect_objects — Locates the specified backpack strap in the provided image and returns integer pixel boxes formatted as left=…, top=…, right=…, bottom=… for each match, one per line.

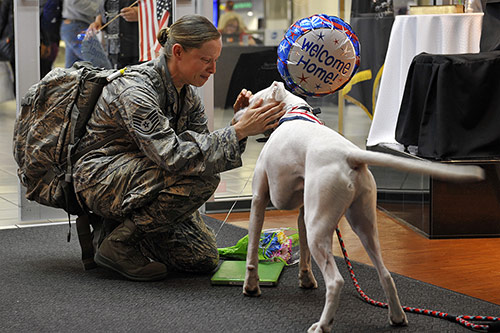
left=76, top=214, right=98, bottom=270
left=65, top=65, right=124, bottom=183
left=65, top=70, right=108, bottom=184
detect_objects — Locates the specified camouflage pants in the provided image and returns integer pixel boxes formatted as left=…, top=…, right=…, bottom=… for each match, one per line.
left=78, top=156, right=220, bottom=273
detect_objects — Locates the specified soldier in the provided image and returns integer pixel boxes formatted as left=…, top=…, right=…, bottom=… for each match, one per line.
left=73, top=14, right=285, bottom=281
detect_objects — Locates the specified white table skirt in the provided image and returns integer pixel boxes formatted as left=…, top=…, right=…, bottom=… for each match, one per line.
left=366, top=13, right=483, bottom=147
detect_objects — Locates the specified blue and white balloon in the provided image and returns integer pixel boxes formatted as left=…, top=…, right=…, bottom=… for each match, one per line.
left=277, top=14, right=360, bottom=97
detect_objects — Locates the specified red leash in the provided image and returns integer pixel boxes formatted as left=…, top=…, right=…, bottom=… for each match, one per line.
left=335, top=228, right=500, bottom=332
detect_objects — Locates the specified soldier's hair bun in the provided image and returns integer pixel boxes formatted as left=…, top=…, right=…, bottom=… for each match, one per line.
left=157, top=27, right=170, bottom=47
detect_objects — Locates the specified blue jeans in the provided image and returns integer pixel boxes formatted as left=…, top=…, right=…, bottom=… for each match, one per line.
left=60, top=20, right=88, bottom=68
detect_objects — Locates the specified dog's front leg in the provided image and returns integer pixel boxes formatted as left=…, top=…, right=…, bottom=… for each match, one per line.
left=243, top=177, right=270, bottom=297
left=297, top=206, right=317, bottom=289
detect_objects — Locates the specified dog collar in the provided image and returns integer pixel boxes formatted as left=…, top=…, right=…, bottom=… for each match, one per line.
left=278, top=105, right=324, bottom=126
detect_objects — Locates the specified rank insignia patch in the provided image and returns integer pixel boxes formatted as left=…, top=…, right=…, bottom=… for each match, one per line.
left=132, top=110, right=161, bottom=135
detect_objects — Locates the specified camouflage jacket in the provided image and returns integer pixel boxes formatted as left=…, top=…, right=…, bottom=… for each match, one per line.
left=73, top=55, right=245, bottom=192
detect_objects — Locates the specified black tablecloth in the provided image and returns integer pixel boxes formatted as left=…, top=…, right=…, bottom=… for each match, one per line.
left=395, top=51, right=500, bottom=160
left=480, top=0, right=500, bottom=51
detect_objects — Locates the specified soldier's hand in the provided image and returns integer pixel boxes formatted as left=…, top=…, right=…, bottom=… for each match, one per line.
left=233, top=100, right=285, bottom=141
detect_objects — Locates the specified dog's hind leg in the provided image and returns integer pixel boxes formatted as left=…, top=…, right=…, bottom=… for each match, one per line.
left=303, top=183, right=348, bottom=333
left=297, top=206, right=318, bottom=289
left=243, top=170, right=270, bottom=297
left=345, top=175, right=408, bottom=326
left=305, top=213, right=345, bottom=333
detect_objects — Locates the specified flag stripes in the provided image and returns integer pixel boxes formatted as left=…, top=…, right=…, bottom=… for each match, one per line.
left=138, top=0, right=171, bottom=61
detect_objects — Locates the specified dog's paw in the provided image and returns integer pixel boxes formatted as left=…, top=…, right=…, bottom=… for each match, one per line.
left=307, top=323, right=319, bottom=333
left=307, top=322, right=330, bottom=333
left=243, top=266, right=261, bottom=296
left=389, top=312, right=408, bottom=327
left=299, top=269, right=318, bottom=289
left=389, top=315, right=408, bottom=327
left=243, top=284, right=261, bottom=297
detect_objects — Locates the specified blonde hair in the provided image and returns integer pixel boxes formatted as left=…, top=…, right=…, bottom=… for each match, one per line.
left=157, top=15, right=221, bottom=59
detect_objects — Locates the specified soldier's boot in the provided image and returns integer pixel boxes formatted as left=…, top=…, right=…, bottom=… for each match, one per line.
left=94, top=219, right=167, bottom=281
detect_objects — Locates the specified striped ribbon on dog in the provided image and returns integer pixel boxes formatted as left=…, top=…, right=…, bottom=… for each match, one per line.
left=138, top=0, right=171, bottom=61
left=278, top=105, right=324, bottom=126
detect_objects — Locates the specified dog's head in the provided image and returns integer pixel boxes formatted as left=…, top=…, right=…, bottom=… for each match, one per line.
left=233, top=81, right=309, bottom=127
left=251, top=81, right=289, bottom=104
left=233, top=81, right=287, bottom=121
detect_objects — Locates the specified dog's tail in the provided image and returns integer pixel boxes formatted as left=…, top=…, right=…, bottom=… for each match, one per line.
left=346, top=150, right=485, bottom=182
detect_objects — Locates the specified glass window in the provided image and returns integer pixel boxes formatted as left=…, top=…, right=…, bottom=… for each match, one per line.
left=212, top=0, right=373, bottom=202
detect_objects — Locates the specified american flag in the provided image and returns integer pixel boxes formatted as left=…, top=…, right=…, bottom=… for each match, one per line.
left=138, top=0, right=171, bottom=61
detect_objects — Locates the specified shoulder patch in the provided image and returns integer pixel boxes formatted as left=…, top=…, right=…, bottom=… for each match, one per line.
left=132, top=110, right=161, bottom=135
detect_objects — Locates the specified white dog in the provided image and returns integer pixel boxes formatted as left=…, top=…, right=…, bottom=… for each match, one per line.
left=237, top=81, right=484, bottom=332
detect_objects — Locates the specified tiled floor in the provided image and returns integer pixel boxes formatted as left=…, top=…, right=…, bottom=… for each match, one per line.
left=0, top=85, right=372, bottom=229
left=0, top=99, right=22, bottom=229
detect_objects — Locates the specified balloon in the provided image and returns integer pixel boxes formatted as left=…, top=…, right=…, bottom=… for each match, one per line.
left=277, top=14, right=360, bottom=97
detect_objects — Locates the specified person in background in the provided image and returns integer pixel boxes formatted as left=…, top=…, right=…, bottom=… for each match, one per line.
left=219, top=16, right=255, bottom=46
left=60, top=0, right=99, bottom=68
left=40, top=0, right=63, bottom=78
left=218, top=1, right=247, bottom=33
left=0, top=0, right=14, bottom=81
left=218, top=1, right=255, bottom=46
left=73, top=14, right=285, bottom=281
left=0, top=0, right=62, bottom=93
left=88, top=0, right=139, bottom=69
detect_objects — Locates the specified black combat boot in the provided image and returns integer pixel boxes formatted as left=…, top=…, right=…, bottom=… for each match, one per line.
left=94, top=219, right=167, bottom=281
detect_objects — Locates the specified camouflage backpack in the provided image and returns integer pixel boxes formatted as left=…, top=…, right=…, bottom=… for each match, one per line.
left=13, top=61, right=120, bottom=216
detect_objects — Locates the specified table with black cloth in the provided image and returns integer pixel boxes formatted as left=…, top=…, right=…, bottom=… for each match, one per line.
left=366, top=13, right=483, bottom=148
left=395, top=51, right=500, bottom=160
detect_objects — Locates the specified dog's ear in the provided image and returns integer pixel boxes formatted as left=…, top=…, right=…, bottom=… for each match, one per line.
left=273, top=82, right=287, bottom=102
left=270, top=81, right=287, bottom=102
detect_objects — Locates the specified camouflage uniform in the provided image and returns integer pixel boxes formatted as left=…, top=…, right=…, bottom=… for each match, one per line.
left=73, top=55, right=246, bottom=273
